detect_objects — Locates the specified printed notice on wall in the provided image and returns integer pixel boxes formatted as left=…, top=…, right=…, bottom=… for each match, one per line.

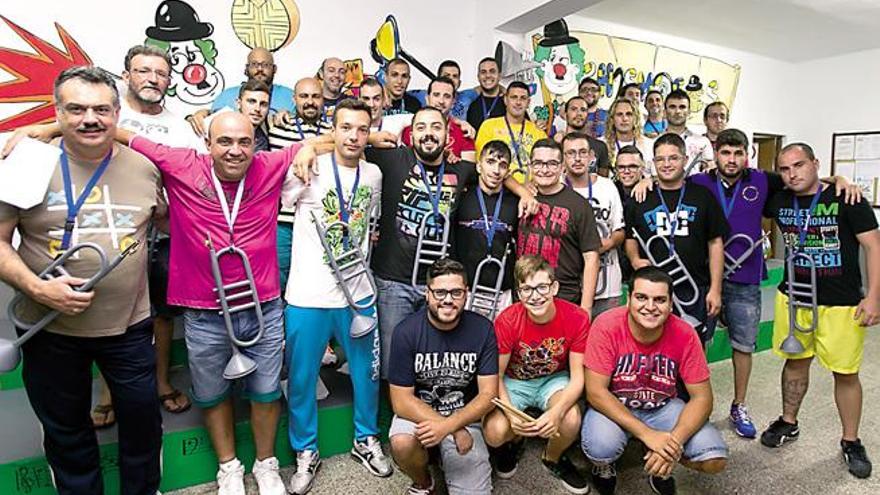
left=855, top=134, right=880, bottom=160
left=835, top=135, right=856, bottom=161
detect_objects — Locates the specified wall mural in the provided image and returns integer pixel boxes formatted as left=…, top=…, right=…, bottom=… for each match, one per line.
left=230, top=0, right=300, bottom=51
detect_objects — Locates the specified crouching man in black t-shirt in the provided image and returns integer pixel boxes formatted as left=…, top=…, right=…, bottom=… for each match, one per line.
left=388, top=259, right=499, bottom=495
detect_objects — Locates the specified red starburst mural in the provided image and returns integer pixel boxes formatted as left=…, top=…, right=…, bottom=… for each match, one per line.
left=0, top=16, right=93, bottom=131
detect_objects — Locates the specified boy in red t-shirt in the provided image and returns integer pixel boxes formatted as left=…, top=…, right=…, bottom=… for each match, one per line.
left=582, top=266, right=727, bottom=495
left=483, top=255, right=590, bottom=494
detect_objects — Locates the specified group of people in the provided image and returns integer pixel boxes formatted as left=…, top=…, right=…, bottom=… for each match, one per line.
left=1, top=40, right=879, bottom=495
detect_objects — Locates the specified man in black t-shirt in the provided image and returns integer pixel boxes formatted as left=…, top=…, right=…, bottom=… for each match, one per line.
left=384, top=58, right=422, bottom=115
left=760, top=143, right=880, bottom=480
left=517, top=139, right=601, bottom=312
left=624, top=133, right=727, bottom=343
left=388, top=259, right=498, bottom=495
left=466, top=57, right=506, bottom=133
left=553, top=96, right=610, bottom=175
left=455, top=140, right=519, bottom=319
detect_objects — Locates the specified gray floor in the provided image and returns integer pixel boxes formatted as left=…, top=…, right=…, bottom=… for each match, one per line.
left=169, top=332, right=880, bottom=495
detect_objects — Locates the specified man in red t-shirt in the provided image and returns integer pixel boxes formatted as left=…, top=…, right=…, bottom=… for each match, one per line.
left=582, top=266, right=727, bottom=495
left=401, top=76, right=476, bottom=162
left=483, top=255, right=590, bottom=494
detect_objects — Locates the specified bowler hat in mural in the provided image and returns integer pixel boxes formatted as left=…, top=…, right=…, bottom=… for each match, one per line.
left=686, top=75, right=703, bottom=91
left=146, top=0, right=213, bottom=42
left=539, top=19, right=578, bottom=47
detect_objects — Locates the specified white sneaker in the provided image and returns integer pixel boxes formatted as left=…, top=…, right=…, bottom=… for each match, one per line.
left=252, top=456, right=286, bottom=495
left=351, top=436, right=393, bottom=477
left=216, top=458, right=245, bottom=495
left=289, top=450, right=321, bottom=495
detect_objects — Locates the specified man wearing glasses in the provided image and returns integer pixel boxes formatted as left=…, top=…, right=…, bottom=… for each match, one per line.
left=484, top=255, right=591, bottom=494
left=388, top=259, right=499, bottom=495
left=553, top=97, right=610, bottom=176
left=578, top=77, right=606, bottom=139
left=517, top=139, right=601, bottom=313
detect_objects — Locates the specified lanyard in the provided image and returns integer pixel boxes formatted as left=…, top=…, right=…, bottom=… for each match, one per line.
left=211, top=169, right=245, bottom=241
left=59, top=140, right=113, bottom=251
left=647, top=120, right=663, bottom=135
left=476, top=187, right=504, bottom=251
left=656, top=185, right=687, bottom=252
left=504, top=116, right=526, bottom=171
left=331, top=153, right=361, bottom=248
left=715, top=175, right=743, bottom=219
left=565, top=175, right=593, bottom=200
left=481, top=95, right=500, bottom=120
left=295, top=118, right=305, bottom=141
left=792, top=188, right=823, bottom=252
left=417, top=160, right=446, bottom=218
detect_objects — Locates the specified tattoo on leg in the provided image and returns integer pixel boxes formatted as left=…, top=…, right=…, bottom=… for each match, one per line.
left=782, top=377, right=809, bottom=417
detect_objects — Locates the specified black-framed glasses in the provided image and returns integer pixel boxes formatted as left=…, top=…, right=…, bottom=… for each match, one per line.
left=427, top=287, right=466, bottom=300
left=516, top=282, right=554, bottom=298
left=530, top=160, right=561, bottom=170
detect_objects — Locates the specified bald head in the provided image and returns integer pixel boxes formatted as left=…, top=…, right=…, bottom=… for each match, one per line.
left=208, top=111, right=254, bottom=140
left=320, top=57, right=346, bottom=98
left=245, top=47, right=275, bottom=84
left=294, top=77, right=324, bottom=122
left=207, top=112, right=256, bottom=181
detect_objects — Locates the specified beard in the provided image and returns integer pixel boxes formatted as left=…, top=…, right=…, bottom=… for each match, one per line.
left=415, top=136, right=445, bottom=162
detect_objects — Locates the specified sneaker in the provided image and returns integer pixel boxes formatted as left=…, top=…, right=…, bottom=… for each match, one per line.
left=216, top=458, right=245, bottom=495
left=842, top=439, right=873, bottom=479
left=406, top=479, right=434, bottom=495
left=252, top=457, right=285, bottom=495
left=591, top=462, right=617, bottom=495
left=321, top=346, right=337, bottom=366
left=494, top=440, right=522, bottom=479
left=729, top=402, right=757, bottom=439
left=649, top=475, right=676, bottom=495
left=351, top=436, right=393, bottom=477
left=760, top=417, right=800, bottom=448
left=288, top=450, right=321, bottom=495
left=542, top=454, right=590, bottom=494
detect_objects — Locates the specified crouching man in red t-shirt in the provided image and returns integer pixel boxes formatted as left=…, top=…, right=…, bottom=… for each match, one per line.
left=582, top=266, right=728, bottom=495
left=483, top=254, right=591, bottom=494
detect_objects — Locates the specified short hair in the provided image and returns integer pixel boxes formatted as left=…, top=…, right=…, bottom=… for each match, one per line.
left=564, top=96, right=587, bottom=112
left=412, top=105, right=448, bottom=128
left=507, top=81, right=530, bottom=95
left=427, top=258, right=467, bottom=286
left=387, top=58, right=409, bottom=71
left=478, top=57, right=498, bottom=69
left=616, top=144, right=644, bottom=162
left=645, top=89, right=663, bottom=100
left=437, top=60, right=460, bottom=76
left=664, top=89, right=690, bottom=107
left=653, top=132, right=686, bottom=155
left=715, top=128, right=749, bottom=151
left=54, top=66, right=120, bottom=108
left=238, top=78, right=270, bottom=98
left=778, top=142, right=816, bottom=163
left=332, top=98, right=372, bottom=127
left=360, top=77, right=383, bottom=92
left=703, top=101, right=729, bottom=121
left=530, top=138, right=563, bottom=161
left=579, top=77, right=599, bottom=89
left=561, top=131, right=592, bottom=150
left=480, top=139, right=511, bottom=162
left=630, top=266, right=674, bottom=298
left=123, top=44, right=171, bottom=71
left=428, top=76, right=456, bottom=96
left=514, top=254, right=555, bottom=285
left=618, top=82, right=641, bottom=99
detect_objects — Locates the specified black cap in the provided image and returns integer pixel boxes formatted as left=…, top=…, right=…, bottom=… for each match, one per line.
left=539, top=19, right=578, bottom=47
left=145, top=0, right=213, bottom=42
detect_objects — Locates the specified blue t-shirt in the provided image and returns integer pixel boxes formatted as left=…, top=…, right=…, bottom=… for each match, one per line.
left=411, top=89, right=478, bottom=121
left=210, top=82, right=295, bottom=114
left=389, top=308, right=498, bottom=416
left=643, top=119, right=667, bottom=135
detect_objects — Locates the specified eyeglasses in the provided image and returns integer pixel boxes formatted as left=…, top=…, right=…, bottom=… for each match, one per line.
left=427, top=287, right=466, bottom=300
left=247, top=62, right=274, bottom=69
left=516, top=282, right=554, bottom=298
left=131, top=67, right=170, bottom=80
left=653, top=155, right=683, bottom=165
left=530, top=160, right=561, bottom=170
left=616, top=165, right=642, bottom=172
left=564, top=150, right=591, bottom=159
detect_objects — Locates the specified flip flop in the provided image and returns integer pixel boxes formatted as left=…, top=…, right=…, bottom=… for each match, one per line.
left=159, top=389, right=192, bottom=414
left=91, top=404, right=116, bottom=429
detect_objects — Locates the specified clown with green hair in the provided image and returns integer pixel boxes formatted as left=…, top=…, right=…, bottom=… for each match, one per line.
left=532, top=19, right=586, bottom=123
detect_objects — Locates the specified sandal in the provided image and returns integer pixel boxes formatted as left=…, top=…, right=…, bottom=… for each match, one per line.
left=159, top=389, right=192, bottom=414
left=91, top=403, right=116, bottom=429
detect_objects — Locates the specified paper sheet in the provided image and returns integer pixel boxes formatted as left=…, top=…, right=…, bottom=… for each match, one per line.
left=834, top=135, right=855, bottom=161
left=0, top=135, right=60, bottom=209
left=855, top=134, right=880, bottom=160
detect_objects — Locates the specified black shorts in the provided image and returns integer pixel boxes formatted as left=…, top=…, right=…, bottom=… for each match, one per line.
left=148, top=237, right=183, bottom=318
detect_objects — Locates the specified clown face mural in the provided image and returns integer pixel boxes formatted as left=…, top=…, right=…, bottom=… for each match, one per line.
left=144, top=0, right=225, bottom=107
left=534, top=20, right=585, bottom=96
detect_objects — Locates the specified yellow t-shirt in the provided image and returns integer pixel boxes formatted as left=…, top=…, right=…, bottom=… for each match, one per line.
left=475, top=117, right=547, bottom=183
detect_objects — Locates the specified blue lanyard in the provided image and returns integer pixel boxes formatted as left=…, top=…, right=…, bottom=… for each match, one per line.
left=647, top=120, right=663, bottom=134
left=295, top=118, right=305, bottom=140
left=417, top=160, right=446, bottom=218
left=331, top=153, right=361, bottom=249
left=504, top=116, right=526, bottom=171
left=715, top=175, right=743, bottom=219
left=565, top=175, right=593, bottom=200
left=476, top=187, right=503, bottom=250
left=656, top=185, right=687, bottom=253
left=481, top=95, right=500, bottom=120
left=59, top=140, right=113, bottom=251
left=792, top=188, right=823, bottom=252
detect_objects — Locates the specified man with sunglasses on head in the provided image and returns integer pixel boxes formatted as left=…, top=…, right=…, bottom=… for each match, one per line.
left=484, top=255, right=591, bottom=494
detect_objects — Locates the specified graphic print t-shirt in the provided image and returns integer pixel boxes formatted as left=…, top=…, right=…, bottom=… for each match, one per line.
left=454, top=187, right=519, bottom=292
left=625, top=184, right=728, bottom=288
left=475, top=117, right=547, bottom=180
left=389, top=309, right=498, bottom=416
left=495, top=299, right=590, bottom=380
left=365, top=147, right=477, bottom=284
left=517, top=187, right=601, bottom=303
left=585, top=306, right=710, bottom=410
left=765, top=186, right=877, bottom=306
left=571, top=175, right=625, bottom=299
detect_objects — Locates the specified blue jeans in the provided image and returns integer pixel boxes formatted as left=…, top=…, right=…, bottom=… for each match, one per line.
left=20, top=319, right=162, bottom=495
left=581, top=398, right=728, bottom=464
left=375, top=276, right=425, bottom=379
left=184, top=298, right=284, bottom=407
left=721, top=280, right=761, bottom=353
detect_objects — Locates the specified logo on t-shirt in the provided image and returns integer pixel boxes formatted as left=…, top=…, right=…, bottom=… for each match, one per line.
left=778, top=202, right=843, bottom=276
left=510, top=337, right=566, bottom=380
left=518, top=202, right=571, bottom=267
left=610, top=352, right=679, bottom=410
left=644, top=205, right=696, bottom=237
left=414, top=351, right=478, bottom=415
left=397, top=168, right=458, bottom=239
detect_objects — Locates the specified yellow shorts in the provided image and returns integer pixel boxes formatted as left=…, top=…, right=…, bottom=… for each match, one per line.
left=772, top=291, right=865, bottom=374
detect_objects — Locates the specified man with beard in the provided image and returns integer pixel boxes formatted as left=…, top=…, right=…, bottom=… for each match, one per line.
left=643, top=89, right=667, bottom=138
left=388, top=258, right=498, bottom=495
left=579, top=77, right=606, bottom=139
left=583, top=267, right=728, bottom=495
left=359, top=77, right=411, bottom=137
left=484, top=256, right=591, bottom=494
left=563, top=133, right=624, bottom=318
left=703, top=102, right=729, bottom=150
left=663, top=89, right=713, bottom=175
left=384, top=58, right=422, bottom=115
left=318, top=57, right=350, bottom=120
left=603, top=98, right=654, bottom=175
left=412, top=60, right=479, bottom=122
left=187, top=47, right=294, bottom=136
left=401, top=77, right=476, bottom=162
left=554, top=96, right=610, bottom=175
left=467, top=57, right=506, bottom=132
left=518, top=139, right=601, bottom=313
